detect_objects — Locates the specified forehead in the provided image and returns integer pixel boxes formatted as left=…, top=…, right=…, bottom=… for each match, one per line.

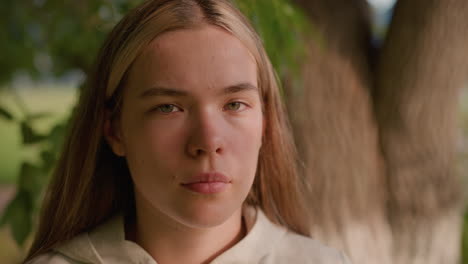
left=125, top=25, right=258, bottom=95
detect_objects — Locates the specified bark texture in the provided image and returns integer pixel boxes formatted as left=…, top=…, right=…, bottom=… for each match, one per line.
left=288, top=0, right=468, bottom=263
left=288, top=1, right=392, bottom=263
left=375, top=0, right=468, bottom=263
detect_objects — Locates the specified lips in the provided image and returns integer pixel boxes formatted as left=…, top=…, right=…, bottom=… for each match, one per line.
left=181, top=172, right=231, bottom=194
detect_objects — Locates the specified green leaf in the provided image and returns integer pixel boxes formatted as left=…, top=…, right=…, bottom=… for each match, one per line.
left=21, top=121, right=47, bottom=144
left=462, top=209, right=468, bottom=262
left=0, top=190, right=33, bottom=246
left=0, top=106, right=14, bottom=121
left=26, top=111, right=53, bottom=121
left=40, top=149, right=56, bottom=172
left=18, top=162, right=44, bottom=199
left=48, top=121, right=67, bottom=152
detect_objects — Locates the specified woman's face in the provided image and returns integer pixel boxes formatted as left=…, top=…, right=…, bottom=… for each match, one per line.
left=106, top=25, right=263, bottom=228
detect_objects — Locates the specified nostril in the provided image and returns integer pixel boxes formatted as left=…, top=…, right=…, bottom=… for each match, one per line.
left=191, top=147, right=222, bottom=157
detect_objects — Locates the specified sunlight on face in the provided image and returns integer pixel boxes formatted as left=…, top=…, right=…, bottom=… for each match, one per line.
left=112, top=25, right=263, bottom=228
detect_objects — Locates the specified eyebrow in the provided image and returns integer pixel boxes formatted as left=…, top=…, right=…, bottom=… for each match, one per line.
left=139, top=83, right=258, bottom=98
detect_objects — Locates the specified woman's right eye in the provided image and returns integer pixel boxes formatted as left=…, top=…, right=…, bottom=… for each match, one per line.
left=153, top=104, right=182, bottom=113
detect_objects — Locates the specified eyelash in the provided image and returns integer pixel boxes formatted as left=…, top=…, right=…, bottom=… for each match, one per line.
left=153, top=104, right=182, bottom=114
left=152, top=101, right=249, bottom=114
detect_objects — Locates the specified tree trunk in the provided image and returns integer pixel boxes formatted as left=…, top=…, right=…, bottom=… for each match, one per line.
left=288, top=1, right=393, bottom=263
left=375, top=0, right=468, bottom=263
left=289, top=0, right=468, bottom=263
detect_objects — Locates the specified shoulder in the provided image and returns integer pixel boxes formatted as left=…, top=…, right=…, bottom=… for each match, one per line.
left=24, top=232, right=97, bottom=264
left=272, top=231, right=351, bottom=264
left=251, top=208, right=351, bottom=263
left=25, top=252, right=78, bottom=264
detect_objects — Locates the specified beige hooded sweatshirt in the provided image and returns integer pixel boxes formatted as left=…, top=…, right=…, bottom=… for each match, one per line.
left=27, top=207, right=351, bottom=264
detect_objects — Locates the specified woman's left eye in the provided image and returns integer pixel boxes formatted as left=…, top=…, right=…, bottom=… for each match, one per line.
left=224, top=101, right=246, bottom=111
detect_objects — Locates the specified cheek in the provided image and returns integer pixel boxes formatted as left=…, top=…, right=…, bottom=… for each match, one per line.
left=143, top=120, right=186, bottom=154
left=122, top=118, right=186, bottom=174
left=228, top=114, right=263, bottom=167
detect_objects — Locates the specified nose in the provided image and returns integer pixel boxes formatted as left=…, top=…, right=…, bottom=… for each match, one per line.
left=186, top=109, right=225, bottom=158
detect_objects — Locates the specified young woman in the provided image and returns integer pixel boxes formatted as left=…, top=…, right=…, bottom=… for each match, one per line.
left=25, top=0, right=350, bottom=263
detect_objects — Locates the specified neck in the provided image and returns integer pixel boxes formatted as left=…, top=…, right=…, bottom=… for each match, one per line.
left=127, top=194, right=246, bottom=264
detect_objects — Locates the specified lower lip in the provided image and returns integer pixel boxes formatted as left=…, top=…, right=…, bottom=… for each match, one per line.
left=181, top=182, right=229, bottom=194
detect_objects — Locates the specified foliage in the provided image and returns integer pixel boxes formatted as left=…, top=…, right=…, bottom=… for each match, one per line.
left=234, top=0, right=313, bottom=81
left=0, top=0, right=142, bottom=83
left=0, top=103, right=66, bottom=246
left=0, top=0, right=313, bottom=248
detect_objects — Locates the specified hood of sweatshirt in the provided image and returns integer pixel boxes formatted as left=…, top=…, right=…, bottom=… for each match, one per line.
left=53, top=207, right=288, bottom=264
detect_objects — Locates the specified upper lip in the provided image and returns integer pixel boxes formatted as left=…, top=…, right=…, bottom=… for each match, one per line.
left=181, top=172, right=231, bottom=184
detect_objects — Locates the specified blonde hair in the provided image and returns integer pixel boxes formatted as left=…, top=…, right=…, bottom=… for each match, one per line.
left=26, top=0, right=310, bottom=261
